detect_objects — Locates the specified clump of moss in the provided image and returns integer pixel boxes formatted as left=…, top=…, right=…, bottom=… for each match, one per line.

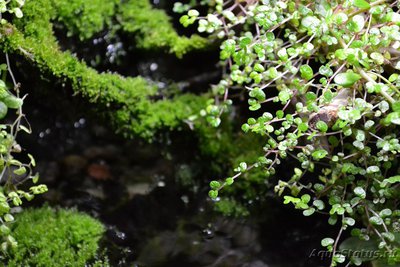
left=214, top=198, right=250, bottom=217
left=119, top=0, right=208, bottom=57
left=53, top=0, right=118, bottom=40
left=4, top=206, right=106, bottom=267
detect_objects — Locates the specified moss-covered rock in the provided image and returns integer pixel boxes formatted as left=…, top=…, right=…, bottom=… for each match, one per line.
left=4, top=206, right=106, bottom=267
left=0, top=0, right=209, bottom=139
left=119, top=0, right=208, bottom=57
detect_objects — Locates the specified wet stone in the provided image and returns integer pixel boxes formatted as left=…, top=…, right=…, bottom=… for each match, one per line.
left=83, top=145, right=121, bottom=160
left=61, top=154, right=88, bottom=176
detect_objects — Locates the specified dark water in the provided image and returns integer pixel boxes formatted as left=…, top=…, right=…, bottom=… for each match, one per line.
left=4, top=2, right=360, bottom=266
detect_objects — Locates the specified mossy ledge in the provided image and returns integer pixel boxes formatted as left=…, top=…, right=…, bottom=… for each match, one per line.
left=4, top=206, right=106, bottom=267
left=0, top=0, right=209, bottom=139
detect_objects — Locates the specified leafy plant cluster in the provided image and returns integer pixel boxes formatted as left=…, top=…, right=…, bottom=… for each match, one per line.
left=179, top=0, right=400, bottom=266
left=0, top=2, right=47, bottom=255
left=0, top=0, right=24, bottom=21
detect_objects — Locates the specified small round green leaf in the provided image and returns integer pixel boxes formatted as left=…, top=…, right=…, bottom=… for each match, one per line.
left=312, top=149, right=328, bottom=160
left=3, top=95, right=22, bottom=109
left=208, top=190, right=218, bottom=199
left=303, top=208, right=315, bottom=216
left=210, top=181, right=221, bottom=189
left=0, top=102, right=7, bottom=119
left=225, top=177, right=234, bottom=185
left=300, top=65, right=314, bottom=80
left=348, top=15, right=365, bottom=33
left=321, top=237, right=335, bottom=247
left=353, top=0, right=370, bottom=9
left=334, top=72, right=362, bottom=87
left=316, top=121, right=328, bottom=132
left=354, top=187, right=366, bottom=198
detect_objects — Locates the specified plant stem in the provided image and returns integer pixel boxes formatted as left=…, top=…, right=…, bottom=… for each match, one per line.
left=358, top=68, right=395, bottom=104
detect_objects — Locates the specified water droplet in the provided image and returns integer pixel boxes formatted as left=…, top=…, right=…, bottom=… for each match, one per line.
left=115, top=230, right=126, bottom=241
left=212, top=197, right=221, bottom=202
left=181, top=195, right=189, bottom=204
left=157, top=82, right=166, bottom=89
left=202, top=228, right=215, bottom=240
left=150, top=63, right=158, bottom=71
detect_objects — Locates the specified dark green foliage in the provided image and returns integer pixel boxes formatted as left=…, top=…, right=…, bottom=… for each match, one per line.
left=4, top=206, right=106, bottom=267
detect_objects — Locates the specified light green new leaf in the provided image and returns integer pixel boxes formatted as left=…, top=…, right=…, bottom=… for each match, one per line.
left=321, top=237, right=334, bottom=247
left=381, top=175, right=400, bottom=187
left=353, top=0, right=370, bottom=9
left=312, top=149, right=328, bottom=160
left=0, top=102, right=7, bottom=119
left=334, top=72, right=362, bottom=87
left=300, top=65, right=313, bottom=80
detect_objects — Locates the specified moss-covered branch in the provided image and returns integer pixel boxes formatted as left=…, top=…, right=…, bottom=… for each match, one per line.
left=0, top=0, right=209, bottom=139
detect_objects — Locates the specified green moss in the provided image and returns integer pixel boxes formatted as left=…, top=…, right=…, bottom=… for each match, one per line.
left=119, top=0, right=208, bottom=57
left=214, top=198, right=250, bottom=217
left=20, top=0, right=208, bottom=55
left=4, top=206, right=106, bottom=267
left=0, top=0, right=209, bottom=139
left=197, top=120, right=265, bottom=169
left=126, top=93, right=209, bottom=137
left=198, top=123, right=270, bottom=203
left=52, top=0, right=118, bottom=40
left=227, top=132, right=271, bottom=199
